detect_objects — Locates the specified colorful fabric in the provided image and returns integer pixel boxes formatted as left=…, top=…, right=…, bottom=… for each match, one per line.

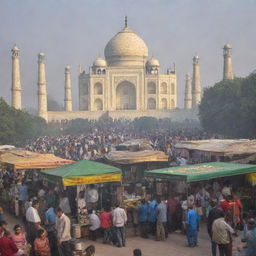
left=100, top=211, right=112, bottom=229
left=45, top=208, right=56, bottom=232
left=148, top=200, right=157, bottom=222
left=34, top=237, right=51, bottom=256
left=10, top=233, right=26, bottom=253
left=186, top=209, right=199, bottom=230
left=0, top=237, right=18, bottom=256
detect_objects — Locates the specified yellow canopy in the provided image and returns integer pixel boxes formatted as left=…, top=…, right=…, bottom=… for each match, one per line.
left=246, top=173, right=256, bottom=184
left=0, top=150, right=73, bottom=170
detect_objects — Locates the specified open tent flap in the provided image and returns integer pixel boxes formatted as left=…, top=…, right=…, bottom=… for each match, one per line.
left=40, top=160, right=122, bottom=186
left=146, top=162, right=256, bottom=182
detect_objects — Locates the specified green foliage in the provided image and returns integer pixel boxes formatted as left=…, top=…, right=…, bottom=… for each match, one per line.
left=199, top=74, right=256, bottom=138
left=133, top=116, right=158, bottom=132
left=64, top=118, right=91, bottom=135
left=0, top=98, right=47, bottom=146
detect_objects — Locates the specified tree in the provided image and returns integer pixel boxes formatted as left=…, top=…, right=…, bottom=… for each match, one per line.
left=64, top=118, right=91, bottom=135
left=199, top=74, right=256, bottom=138
left=133, top=117, right=158, bottom=132
left=0, top=98, right=47, bottom=146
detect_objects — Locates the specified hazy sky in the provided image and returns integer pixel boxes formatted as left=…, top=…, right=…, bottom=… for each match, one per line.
left=0, top=0, right=256, bottom=110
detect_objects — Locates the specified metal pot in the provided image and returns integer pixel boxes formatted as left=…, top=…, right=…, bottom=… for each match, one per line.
left=75, top=241, right=83, bottom=251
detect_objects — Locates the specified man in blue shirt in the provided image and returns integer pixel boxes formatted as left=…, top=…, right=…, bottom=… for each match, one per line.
left=45, top=204, right=58, bottom=255
left=17, top=181, right=28, bottom=217
left=186, top=203, right=199, bottom=247
left=138, top=199, right=149, bottom=238
left=148, top=199, right=157, bottom=235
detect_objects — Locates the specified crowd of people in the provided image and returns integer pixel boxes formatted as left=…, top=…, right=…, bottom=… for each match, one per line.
left=1, top=176, right=255, bottom=256
left=125, top=179, right=256, bottom=256
left=25, top=120, right=210, bottom=162
left=1, top=120, right=255, bottom=256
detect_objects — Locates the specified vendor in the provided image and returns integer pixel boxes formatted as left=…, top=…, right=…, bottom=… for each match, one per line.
left=86, top=184, right=99, bottom=210
left=77, top=191, right=86, bottom=214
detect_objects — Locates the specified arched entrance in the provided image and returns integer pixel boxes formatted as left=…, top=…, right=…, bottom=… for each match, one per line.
left=94, top=98, right=103, bottom=110
left=160, top=98, right=168, bottom=109
left=116, top=81, right=136, bottom=110
left=148, top=98, right=156, bottom=109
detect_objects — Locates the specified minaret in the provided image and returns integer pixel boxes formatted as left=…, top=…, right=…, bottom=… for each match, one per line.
left=11, top=45, right=22, bottom=109
left=223, top=43, right=234, bottom=80
left=192, top=56, right=201, bottom=107
left=184, top=73, right=192, bottom=109
left=64, top=65, right=72, bottom=111
left=37, top=53, right=48, bottom=121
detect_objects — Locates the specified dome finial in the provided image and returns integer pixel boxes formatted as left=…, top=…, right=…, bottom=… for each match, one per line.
left=125, top=16, right=128, bottom=28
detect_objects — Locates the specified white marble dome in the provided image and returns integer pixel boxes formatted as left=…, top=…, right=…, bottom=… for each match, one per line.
left=104, top=26, right=148, bottom=67
left=146, top=57, right=160, bottom=67
left=93, top=57, right=107, bottom=67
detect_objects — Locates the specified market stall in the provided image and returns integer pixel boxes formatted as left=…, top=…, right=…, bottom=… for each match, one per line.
left=104, top=148, right=168, bottom=233
left=0, top=149, right=74, bottom=170
left=146, top=162, right=256, bottom=210
left=40, top=160, right=122, bottom=249
left=175, top=139, right=256, bottom=163
left=0, top=149, right=73, bottom=215
left=40, top=160, right=122, bottom=215
left=146, top=162, right=256, bottom=182
left=105, top=149, right=168, bottom=199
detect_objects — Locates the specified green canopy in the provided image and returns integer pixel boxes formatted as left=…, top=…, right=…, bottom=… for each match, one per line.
left=40, top=160, right=122, bottom=186
left=146, top=162, right=256, bottom=182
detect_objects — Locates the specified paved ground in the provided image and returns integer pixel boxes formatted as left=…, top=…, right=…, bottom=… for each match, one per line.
left=4, top=212, right=242, bottom=256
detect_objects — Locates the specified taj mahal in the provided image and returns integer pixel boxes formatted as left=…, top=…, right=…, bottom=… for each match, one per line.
left=9, top=18, right=234, bottom=122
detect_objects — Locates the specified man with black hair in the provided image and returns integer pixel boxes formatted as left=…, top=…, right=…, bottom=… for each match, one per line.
left=207, top=201, right=223, bottom=256
left=55, top=207, right=72, bottom=256
left=25, top=200, right=41, bottom=249
left=45, top=204, right=58, bottom=255
left=212, top=211, right=235, bottom=256
left=112, top=203, right=127, bottom=247
left=133, top=248, right=142, bottom=256
left=138, top=199, right=149, bottom=238
left=156, top=197, right=167, bottom=241
left=88, top=209, right=100, bottom=241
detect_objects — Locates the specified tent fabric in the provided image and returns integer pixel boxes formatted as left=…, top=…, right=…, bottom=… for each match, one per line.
left=175, top=139, right=256, bottom=156
left=116, top=139, right=153, bottom=151
left=40, top=160, right=122, bottom=186
left=146, top=162, right=256, bottom=182
left=0, top=150, right=73, bottom=169
left=105, top=150, right=168, bottom=164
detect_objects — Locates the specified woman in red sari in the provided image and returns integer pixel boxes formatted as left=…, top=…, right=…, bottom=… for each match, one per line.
left=11, top=225, right=27, bottom=256
left=34, top=229, right=51, bottom=256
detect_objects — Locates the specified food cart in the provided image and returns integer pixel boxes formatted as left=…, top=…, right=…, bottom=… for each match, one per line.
left=40, top=160, right=122, bottom=253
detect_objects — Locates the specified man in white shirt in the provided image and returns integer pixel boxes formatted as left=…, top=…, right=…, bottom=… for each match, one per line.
left=112, top=203, right=127, bottom=247
left=86, top=184, right=99, bottom=210
left=55, top=207, right=72, bottom=256
left=88, top=209, right=100, bottom=241
left=212, top=211, right=235, bottom=256
left=25, top=200, right=41, bottom=253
